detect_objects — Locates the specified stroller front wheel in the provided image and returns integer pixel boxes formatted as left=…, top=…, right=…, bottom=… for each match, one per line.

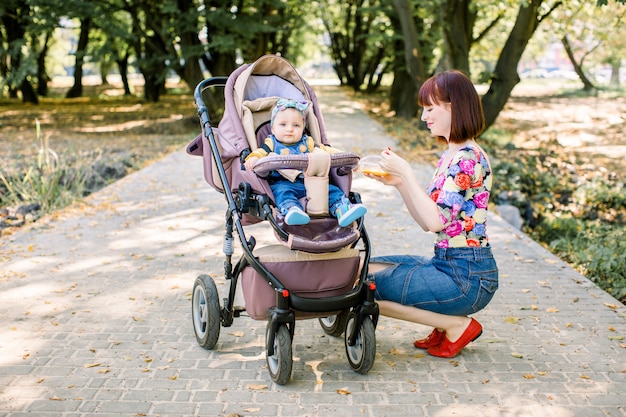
left=344, top=313, right=376, bottom=374
left=192, top=274, right=221, bottom=349
left=266, top=324, right=293, bottom=385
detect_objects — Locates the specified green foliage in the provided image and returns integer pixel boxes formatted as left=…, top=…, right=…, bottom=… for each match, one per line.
left=0, top=121, right=92, bottom=213
left=541, top=217, right=626, bottom=302
left=482, top=138, right=625, bottom=303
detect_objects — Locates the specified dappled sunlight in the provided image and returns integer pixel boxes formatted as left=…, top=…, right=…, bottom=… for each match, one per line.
left=75, top=114, right=185, bottom=133
left=434, top=404, right=575, bottom=417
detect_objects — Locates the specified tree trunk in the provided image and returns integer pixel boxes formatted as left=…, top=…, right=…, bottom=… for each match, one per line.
left=390, top=68, right=418, bottom=119
left=482, top=0, right=562, bottom=129
left=20, top=77, right=38, bottom=104
left=561, top=35, right=596, bottom=91
left=173, top=0, right=205, bottom=91
left=390, top=0, right=427, bottom=118
left=66, top=17, right=91, bottom=99
left=36, top=31, right=51, bottom=96
left=116, top=51, right=132, bottom=95
left=392, top=0, right=427, bottom=93
left=2, top=4, right=38, bottom=103
left=443, top=0, right=473, bottom=75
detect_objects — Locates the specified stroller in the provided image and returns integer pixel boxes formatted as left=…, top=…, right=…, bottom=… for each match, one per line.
left=186, top=54, right=379, bottom=384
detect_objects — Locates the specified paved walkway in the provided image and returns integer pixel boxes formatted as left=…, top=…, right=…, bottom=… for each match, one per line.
left=1, top=86, right=624, bottom=417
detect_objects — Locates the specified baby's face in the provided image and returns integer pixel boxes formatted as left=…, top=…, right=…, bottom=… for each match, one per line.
left=271, top=108, right=305, bottom=145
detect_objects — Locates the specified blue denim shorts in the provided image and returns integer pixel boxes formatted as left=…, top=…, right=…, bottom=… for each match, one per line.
left=371, top=246, right=498, bottom=316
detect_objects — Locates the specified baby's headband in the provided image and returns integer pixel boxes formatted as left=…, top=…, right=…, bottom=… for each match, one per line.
left=271, top=98, right=309, bottom=125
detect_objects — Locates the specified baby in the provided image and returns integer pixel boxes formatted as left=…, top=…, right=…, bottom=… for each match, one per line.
left=244, top=98, right=366, bottom=227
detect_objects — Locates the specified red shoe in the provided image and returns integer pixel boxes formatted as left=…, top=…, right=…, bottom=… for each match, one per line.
left=413, top=328, right=445, bottom=349
left=427, top=318, right=482, bottom=358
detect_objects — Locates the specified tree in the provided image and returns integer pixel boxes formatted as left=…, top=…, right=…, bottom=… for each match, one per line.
left=65, top=16, right=90, bottom=98
left=481, top=0, right=563, bottom=128
left=318, top=0, right=395, bottom=91
left=1, top=1, right=39, bottom=103
left=388, top=0, right=430, bottom=118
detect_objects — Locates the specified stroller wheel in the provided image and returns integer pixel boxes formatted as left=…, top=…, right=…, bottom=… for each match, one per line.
left=344, top=313, right=376, bottom=374
left=192, top=274, right=221, bottom=349
left=265, top=324, right=293, bottom=385
left=318, top=310, right=350, bottom=337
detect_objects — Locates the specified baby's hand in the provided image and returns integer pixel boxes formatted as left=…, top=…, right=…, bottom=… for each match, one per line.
left=244, top=156, right=259, bottom=170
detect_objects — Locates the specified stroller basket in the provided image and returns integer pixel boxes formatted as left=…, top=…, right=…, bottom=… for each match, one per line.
left=188, top=54, right=379, bottom=384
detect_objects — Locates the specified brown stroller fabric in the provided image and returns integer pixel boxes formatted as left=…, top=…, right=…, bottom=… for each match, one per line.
left=241, top=245, right=361, bottom=320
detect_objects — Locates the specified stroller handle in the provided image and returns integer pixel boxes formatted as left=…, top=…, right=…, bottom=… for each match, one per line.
left=194, top=77, right=228, bottom=130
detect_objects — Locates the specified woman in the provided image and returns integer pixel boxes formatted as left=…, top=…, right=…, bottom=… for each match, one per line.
left=365, top=70, right=499, bottom=358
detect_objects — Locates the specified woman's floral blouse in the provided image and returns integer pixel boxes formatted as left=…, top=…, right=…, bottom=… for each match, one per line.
left=426, top=146, right=493, bottom=248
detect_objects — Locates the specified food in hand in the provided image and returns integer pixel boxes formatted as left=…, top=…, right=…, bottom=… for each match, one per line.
left=358, top=155, right=388, bottom=177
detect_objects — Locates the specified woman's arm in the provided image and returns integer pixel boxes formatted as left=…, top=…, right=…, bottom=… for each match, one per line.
left=374, top=149, right=444, bottom=232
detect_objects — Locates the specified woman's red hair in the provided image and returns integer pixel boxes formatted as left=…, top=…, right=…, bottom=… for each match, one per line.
left=418, top=70, right=485, bottom=143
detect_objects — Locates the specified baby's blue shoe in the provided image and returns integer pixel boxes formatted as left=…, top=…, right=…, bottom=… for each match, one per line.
left=336, top=203, right=367, bottom=227
left=284, top=206, right=310, bottom=225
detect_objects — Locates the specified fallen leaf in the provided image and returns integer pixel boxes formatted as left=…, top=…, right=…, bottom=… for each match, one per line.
left=337, top=388, right=351, bottom=395
left=168, top=375, right=177, bottom=380
left=608, top=335, right=624, bottom=341
left=603, top=303, right=618, bottom=310
left=580, top=375, right=591, bottom=380
left=37, top=378, right=45, bottom=383
left=546, top=307, right=560, bottom=313
left=244, top=409, right=261, bottom=413
left=247, top=384, right=267, bottom=390
left=522, top=374, right=535, bottom=379
left=49, top=396, right=64, bottom=401
left=504, top=316, right=520, bottom=324
left=98, top=369, right=110, bottom=374
left=229, top=331, right=245, bottom=337
left=511, top=353, right=524, bottom=359
left=83, top=363, right=101, bottom=368
left=132, top=316, right=144, bottom=322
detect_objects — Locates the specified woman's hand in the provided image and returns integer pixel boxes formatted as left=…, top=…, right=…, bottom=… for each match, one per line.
left=361, top=148, right=411, bottom=186
left=378, top=148, right=412, bottom=179
left=363, top=171, right=403, bottom=186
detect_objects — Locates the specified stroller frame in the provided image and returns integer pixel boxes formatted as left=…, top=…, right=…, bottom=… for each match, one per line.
left=189, top=56, right=379, bottom=384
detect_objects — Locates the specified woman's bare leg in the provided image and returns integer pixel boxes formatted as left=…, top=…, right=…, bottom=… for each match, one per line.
left=377, top=300, right=472, bottom=343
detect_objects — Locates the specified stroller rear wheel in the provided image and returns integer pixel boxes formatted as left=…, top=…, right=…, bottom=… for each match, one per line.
left=265, top=323, right=293, bottom=385
left=318, top=310, right=350, bottom=337
left=192, top=274, right=221, bottom=349
left=344, top=313, right=376, bottom=374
